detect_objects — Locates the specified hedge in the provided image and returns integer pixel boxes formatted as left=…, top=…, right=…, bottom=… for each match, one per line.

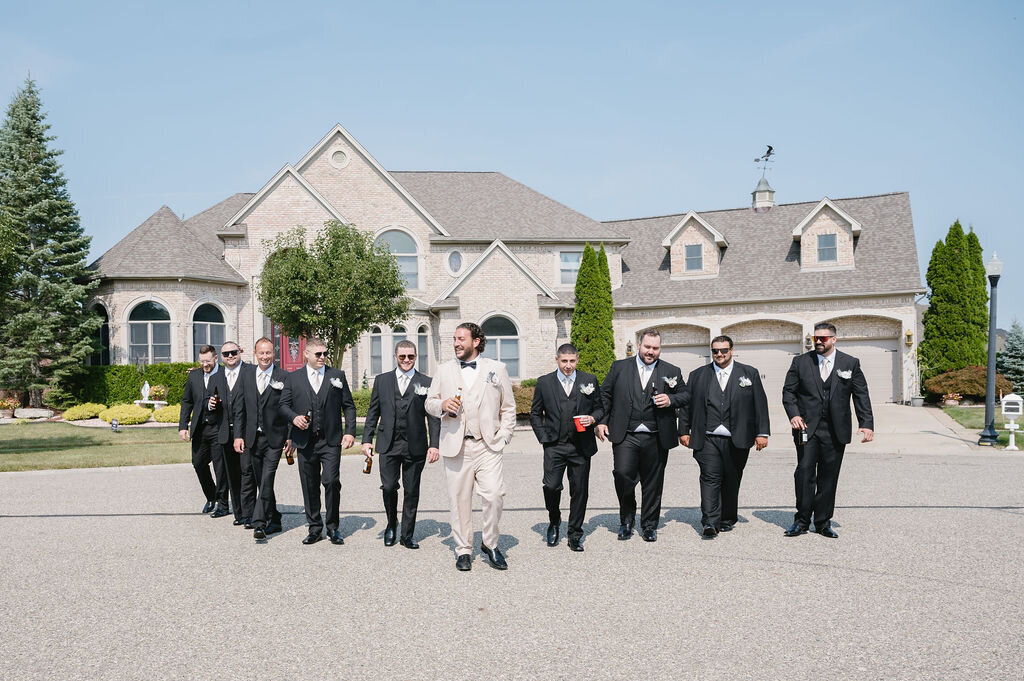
left=153, top=404, right=181, bottom=423
left=98, top=404, right=154, bottom=425
left=61, top=403, right=108, bottom=421
left=512, top=385, right=534, bottom=417
left=924, top=365, right=1013, bottom=400
left=61, top=363, right=198, bottom=407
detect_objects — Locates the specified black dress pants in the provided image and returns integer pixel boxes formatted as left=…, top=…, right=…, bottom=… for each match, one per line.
left=693, top=435, right=750, bottom=529
left=793, top=421, right=845, bottom=528
left=249, top=431, right=282, bottom=530
left=612, top=432, right=668, bottom=531
left=239, top=440, right=257, bottom=520
left=191, top=424, right=219, bottom=503
left=378, top=439, right=427, bottom=542
left=542, top=441, right=591, bottom=540
left=297, top=434, right=341, bottom=533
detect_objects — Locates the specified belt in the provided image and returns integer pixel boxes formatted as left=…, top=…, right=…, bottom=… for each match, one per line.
left=464, top=434, right=478, bottom=441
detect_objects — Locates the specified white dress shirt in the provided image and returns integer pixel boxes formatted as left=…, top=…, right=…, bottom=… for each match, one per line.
left=560, top=370, right=577, bottom=396
left=396, top=366, right=415, bottom=395
left=203, top=363, right=219, bottom=389
left=308, top=365, right=325, bottom=392
left=817, top=349, right=836, bottom=381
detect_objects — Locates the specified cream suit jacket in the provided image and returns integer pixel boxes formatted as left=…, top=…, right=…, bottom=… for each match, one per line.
left=425, top=357, right=516, bottom=458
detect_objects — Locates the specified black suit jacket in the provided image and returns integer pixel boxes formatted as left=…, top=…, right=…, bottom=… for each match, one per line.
left=233, top=364, right=292, bottom=450
left=600, top=357, right=687, bottom=451
left=178, top=367, right=230, bottom=444
left=678, top=361, right=770, bottom=451
left=361, top=370, right=440, bottom=457
left=279, top=365, right=357, bottom=449
left=782, top=350, right=874, bottom=444
left=529, top=370, right=604, bottom=456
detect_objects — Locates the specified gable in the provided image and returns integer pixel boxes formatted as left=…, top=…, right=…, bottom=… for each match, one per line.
left=223, top=165, right=344, bottom=229
left=792, top=198, right=861, bottom=240
left=433, top=240, right=556, bottom=304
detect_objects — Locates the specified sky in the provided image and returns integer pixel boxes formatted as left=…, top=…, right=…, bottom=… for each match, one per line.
left=3, top=1, right=1022, bottom=325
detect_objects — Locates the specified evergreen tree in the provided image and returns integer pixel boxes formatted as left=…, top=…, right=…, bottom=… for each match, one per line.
left=919, top=221, right=987, bottom=379
left=571, top=243, right=615, bottom=381
left=0, top=78, right=99, bottom=407
left=997, top=320, right=1024, bottom=392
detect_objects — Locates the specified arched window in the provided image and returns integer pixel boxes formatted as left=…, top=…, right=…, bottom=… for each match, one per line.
left=129, top=301, right=171, bottom=365
left=417, top=324, right=429, bottom=372
left=392, top=324, right=407, bottom=345
left=192, top=304, right=225, bottom=360
left=370, top=326, right=383, bottom=375
left=375, top=229, right=419, bottom=289
left=89, top=305, right=110, bottom=366
left=481, top=316, right=519, bottom=378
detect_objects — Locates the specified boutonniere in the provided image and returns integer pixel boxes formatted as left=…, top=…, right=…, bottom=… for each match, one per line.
left=579, top=383, right=596, bottom=395
left=737, top=376, right=752, bottom=388
left=270, top=381, right=284, bottom=390
left=662, top=376, right=679, bottom=389
left=836, top=369, right=852, bottom=380
left=414, top=384, right=428, bottom=396
left=330, top=377, right=345, bottom=389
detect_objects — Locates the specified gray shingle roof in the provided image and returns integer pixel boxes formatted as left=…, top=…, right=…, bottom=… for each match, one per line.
left=390, top=171, right=629, bottom=242
left=89, top=196, right=250, bottom=284
left=609, top=192, right=924, bottom=307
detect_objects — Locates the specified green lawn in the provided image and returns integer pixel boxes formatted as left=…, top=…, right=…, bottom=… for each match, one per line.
left=943, top=406, right=1021, bottom=448
left=0, top=422, right=366, bottom=472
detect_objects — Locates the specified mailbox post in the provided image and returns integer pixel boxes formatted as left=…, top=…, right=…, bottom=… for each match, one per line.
left=1002, top=394, right=1022, bottom=451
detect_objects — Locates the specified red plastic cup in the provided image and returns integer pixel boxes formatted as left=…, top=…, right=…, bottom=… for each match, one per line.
left=573, top=415, right=586, bottom=432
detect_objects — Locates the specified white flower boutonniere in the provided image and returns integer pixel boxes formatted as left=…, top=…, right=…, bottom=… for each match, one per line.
left=270, top=381, right=284, bottom=390
left=836, top=369, right=852, bottom=380
left=579, top=383, right=596, bottom=395
left=737, top=376, right=752, bottom=388
left=330, top=377, right=345, bottom=390
left=414, top=384, right=428, bottom=396
left=663, top=376, right=679, bottom=389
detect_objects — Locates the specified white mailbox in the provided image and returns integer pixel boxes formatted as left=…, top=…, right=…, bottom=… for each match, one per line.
left=1003, top=393, right=1023, bottom=418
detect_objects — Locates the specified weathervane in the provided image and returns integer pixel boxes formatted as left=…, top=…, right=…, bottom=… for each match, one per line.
left=754, top=145, right=774, bottom=177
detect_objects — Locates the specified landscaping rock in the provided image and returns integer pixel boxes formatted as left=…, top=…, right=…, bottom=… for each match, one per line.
left=14, top=408, right=53, bottom=419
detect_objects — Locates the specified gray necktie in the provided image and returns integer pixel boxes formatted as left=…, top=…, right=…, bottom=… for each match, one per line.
left=563, top=376, right=573, bottom=396
left=820, top=358, right=831, bottom=382
left=311, top=370, right=321, bottom=392
left=399, top=374, right=409, bottom=395
left=227, top=370, right=237, bottom=391
left=258, top=371, right=268, bottom=395
left=718, top=370, right=728, bottom=391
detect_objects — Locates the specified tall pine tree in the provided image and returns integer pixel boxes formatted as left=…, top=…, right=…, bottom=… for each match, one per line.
left=919, top=220, right=988, bottom=379
left=997, top=320, right=1024, bottom=392
left=571, top=243, right=615, bottom=381
left=0, top=78, right=99, bottom=407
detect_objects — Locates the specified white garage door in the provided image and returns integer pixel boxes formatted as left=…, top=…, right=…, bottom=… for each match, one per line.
left=659, top=344, right=710, bottom=380
left=733, top=343, right=803, bottom=404
left=838, top=339, right=899, bottom=403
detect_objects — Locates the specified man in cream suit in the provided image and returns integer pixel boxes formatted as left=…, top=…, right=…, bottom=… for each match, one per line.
left=425, top=322, right=516, bottom=572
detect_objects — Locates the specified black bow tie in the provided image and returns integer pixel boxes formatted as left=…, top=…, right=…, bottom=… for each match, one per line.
left=460, top=360, right=477, bottom=369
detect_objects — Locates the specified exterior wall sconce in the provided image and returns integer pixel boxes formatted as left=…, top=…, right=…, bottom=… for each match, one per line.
left=804, top=333, right=813, bottom=350
left=905, top=329, right=913, bottom=347
left=625, top=340, right=634, bottom=357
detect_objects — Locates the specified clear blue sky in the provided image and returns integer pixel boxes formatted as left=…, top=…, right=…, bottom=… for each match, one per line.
left=3, top=1, right=1022, bottom=325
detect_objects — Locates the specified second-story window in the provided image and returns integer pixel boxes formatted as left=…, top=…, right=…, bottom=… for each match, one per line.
left=818, top=233, right=838, bottom=262
left=685, top=244, right=703, bottom=271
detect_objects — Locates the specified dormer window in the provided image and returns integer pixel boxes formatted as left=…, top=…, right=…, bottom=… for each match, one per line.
left=685, top=244, right=703, bottom=271
left=817, top=234, right=837, bottom=262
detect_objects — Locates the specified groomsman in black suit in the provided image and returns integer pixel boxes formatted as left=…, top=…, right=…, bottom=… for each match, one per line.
left=361, top=340, right=440, bottom=549
left=529, top=343, right=604, bottom=552
left=782, top=322, right=874, bottom=538
left=218, top=340, right=247, bottom=525
left=595, top=328, right=687, bottom=542
left=178, top=345, right=231, bottom=517
left=678, top=335, right=770, bottom=538
left=232, top=337, right=292, bottom=541
left=280, top=337, right=357, bottom=545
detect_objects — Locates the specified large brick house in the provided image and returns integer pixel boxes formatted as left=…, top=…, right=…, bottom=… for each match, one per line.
left=87, top=124, right=925, bottom=402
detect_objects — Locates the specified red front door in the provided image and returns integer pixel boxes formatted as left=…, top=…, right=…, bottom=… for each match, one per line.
left=272, top=325, right=306, bottom=371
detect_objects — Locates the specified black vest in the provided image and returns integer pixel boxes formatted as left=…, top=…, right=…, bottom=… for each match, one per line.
left=627, top=368, right=657, bottom=432
left=820, top=369, right=833, bottom=423
left=705, top=374, right=730, bottom=432
left=556, top=382, right=576, bottom=443
left=394, top=383, right=413, bottom=441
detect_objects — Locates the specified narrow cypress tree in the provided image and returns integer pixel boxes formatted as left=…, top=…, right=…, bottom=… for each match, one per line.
left=997, top=321, right=1024, bottom=392
left=0, top=78, right=99, bottom=407
left=571, top=243, right=615, bottom=381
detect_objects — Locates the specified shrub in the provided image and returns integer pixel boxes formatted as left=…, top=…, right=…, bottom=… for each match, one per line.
left=0, top=397, right=20, bottom=410
left=153, top=404, right=181, bottom=423
left=98, top=404, right=153, bottom=425
left=519, top=378, right=538, bottom=388
left=924, top=366, right=1013, bottom=400
left=58, top=363, right=198, bottom=408
left=512, top=385, right=534, bottom=417
left=351, top=389, right=371, bottom=418
left=61, top=403, right=107, bottom=421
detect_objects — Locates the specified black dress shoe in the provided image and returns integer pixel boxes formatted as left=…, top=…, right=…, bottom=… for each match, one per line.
left=718, top=522, right=734, bottom=532
left=265, top=522, right=283, bottom=535
left=383, top=525, right=397, bottom=546
left=455, top=554, right=472, bottom=571
left=211, top=505, right=230, bottom=518
left=201, top=501, right=216, bottom=514
left=329, top=529, right=345, bottom=545
left=642, top=528, right=657, bottom=542
left=253, top=527, right=266, bottom=540
left=232, top=517, right=244, bottom=526
left=816, top=525, right=839, bottom=539
left=480, top=544, right=508, bottom=570
left=302, top=531, right=323, bottom=545
left=617, top=522, right=633, bottom=540
left=243, top=519, right=254, bottom=530
left=546, top=522, right=560, bottom=547
left=702, top=525, right=718, bottom=538
left=399, top=538, right=419, bottom=549
left=568, top=537, right=584, bottom=552
left=784, top=523, right=809, bottom=537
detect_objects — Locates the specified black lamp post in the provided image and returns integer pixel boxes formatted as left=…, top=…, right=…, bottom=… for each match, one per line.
left=979, top=253, right=1004, bottom=446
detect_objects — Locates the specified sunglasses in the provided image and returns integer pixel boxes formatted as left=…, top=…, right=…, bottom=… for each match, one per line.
left=221, top=350, right=239, bottom=357
left=813, top=336, right=835, bottom=343
left=311, top=351, right=328, bottom=358
left=711, top=348, right=730, bottom=355
left=396, top=354, right=416, bottom=360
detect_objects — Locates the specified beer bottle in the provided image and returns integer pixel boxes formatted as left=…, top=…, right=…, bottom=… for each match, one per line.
left=285, top=448, right=294, bottom=465
left=363, top=455, right=373, bottom=474
left=305, top=408, right=312, bottom=428
left=212, top=386, right=220, bottom=409
left=448, top=386, right=463, bottom=417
